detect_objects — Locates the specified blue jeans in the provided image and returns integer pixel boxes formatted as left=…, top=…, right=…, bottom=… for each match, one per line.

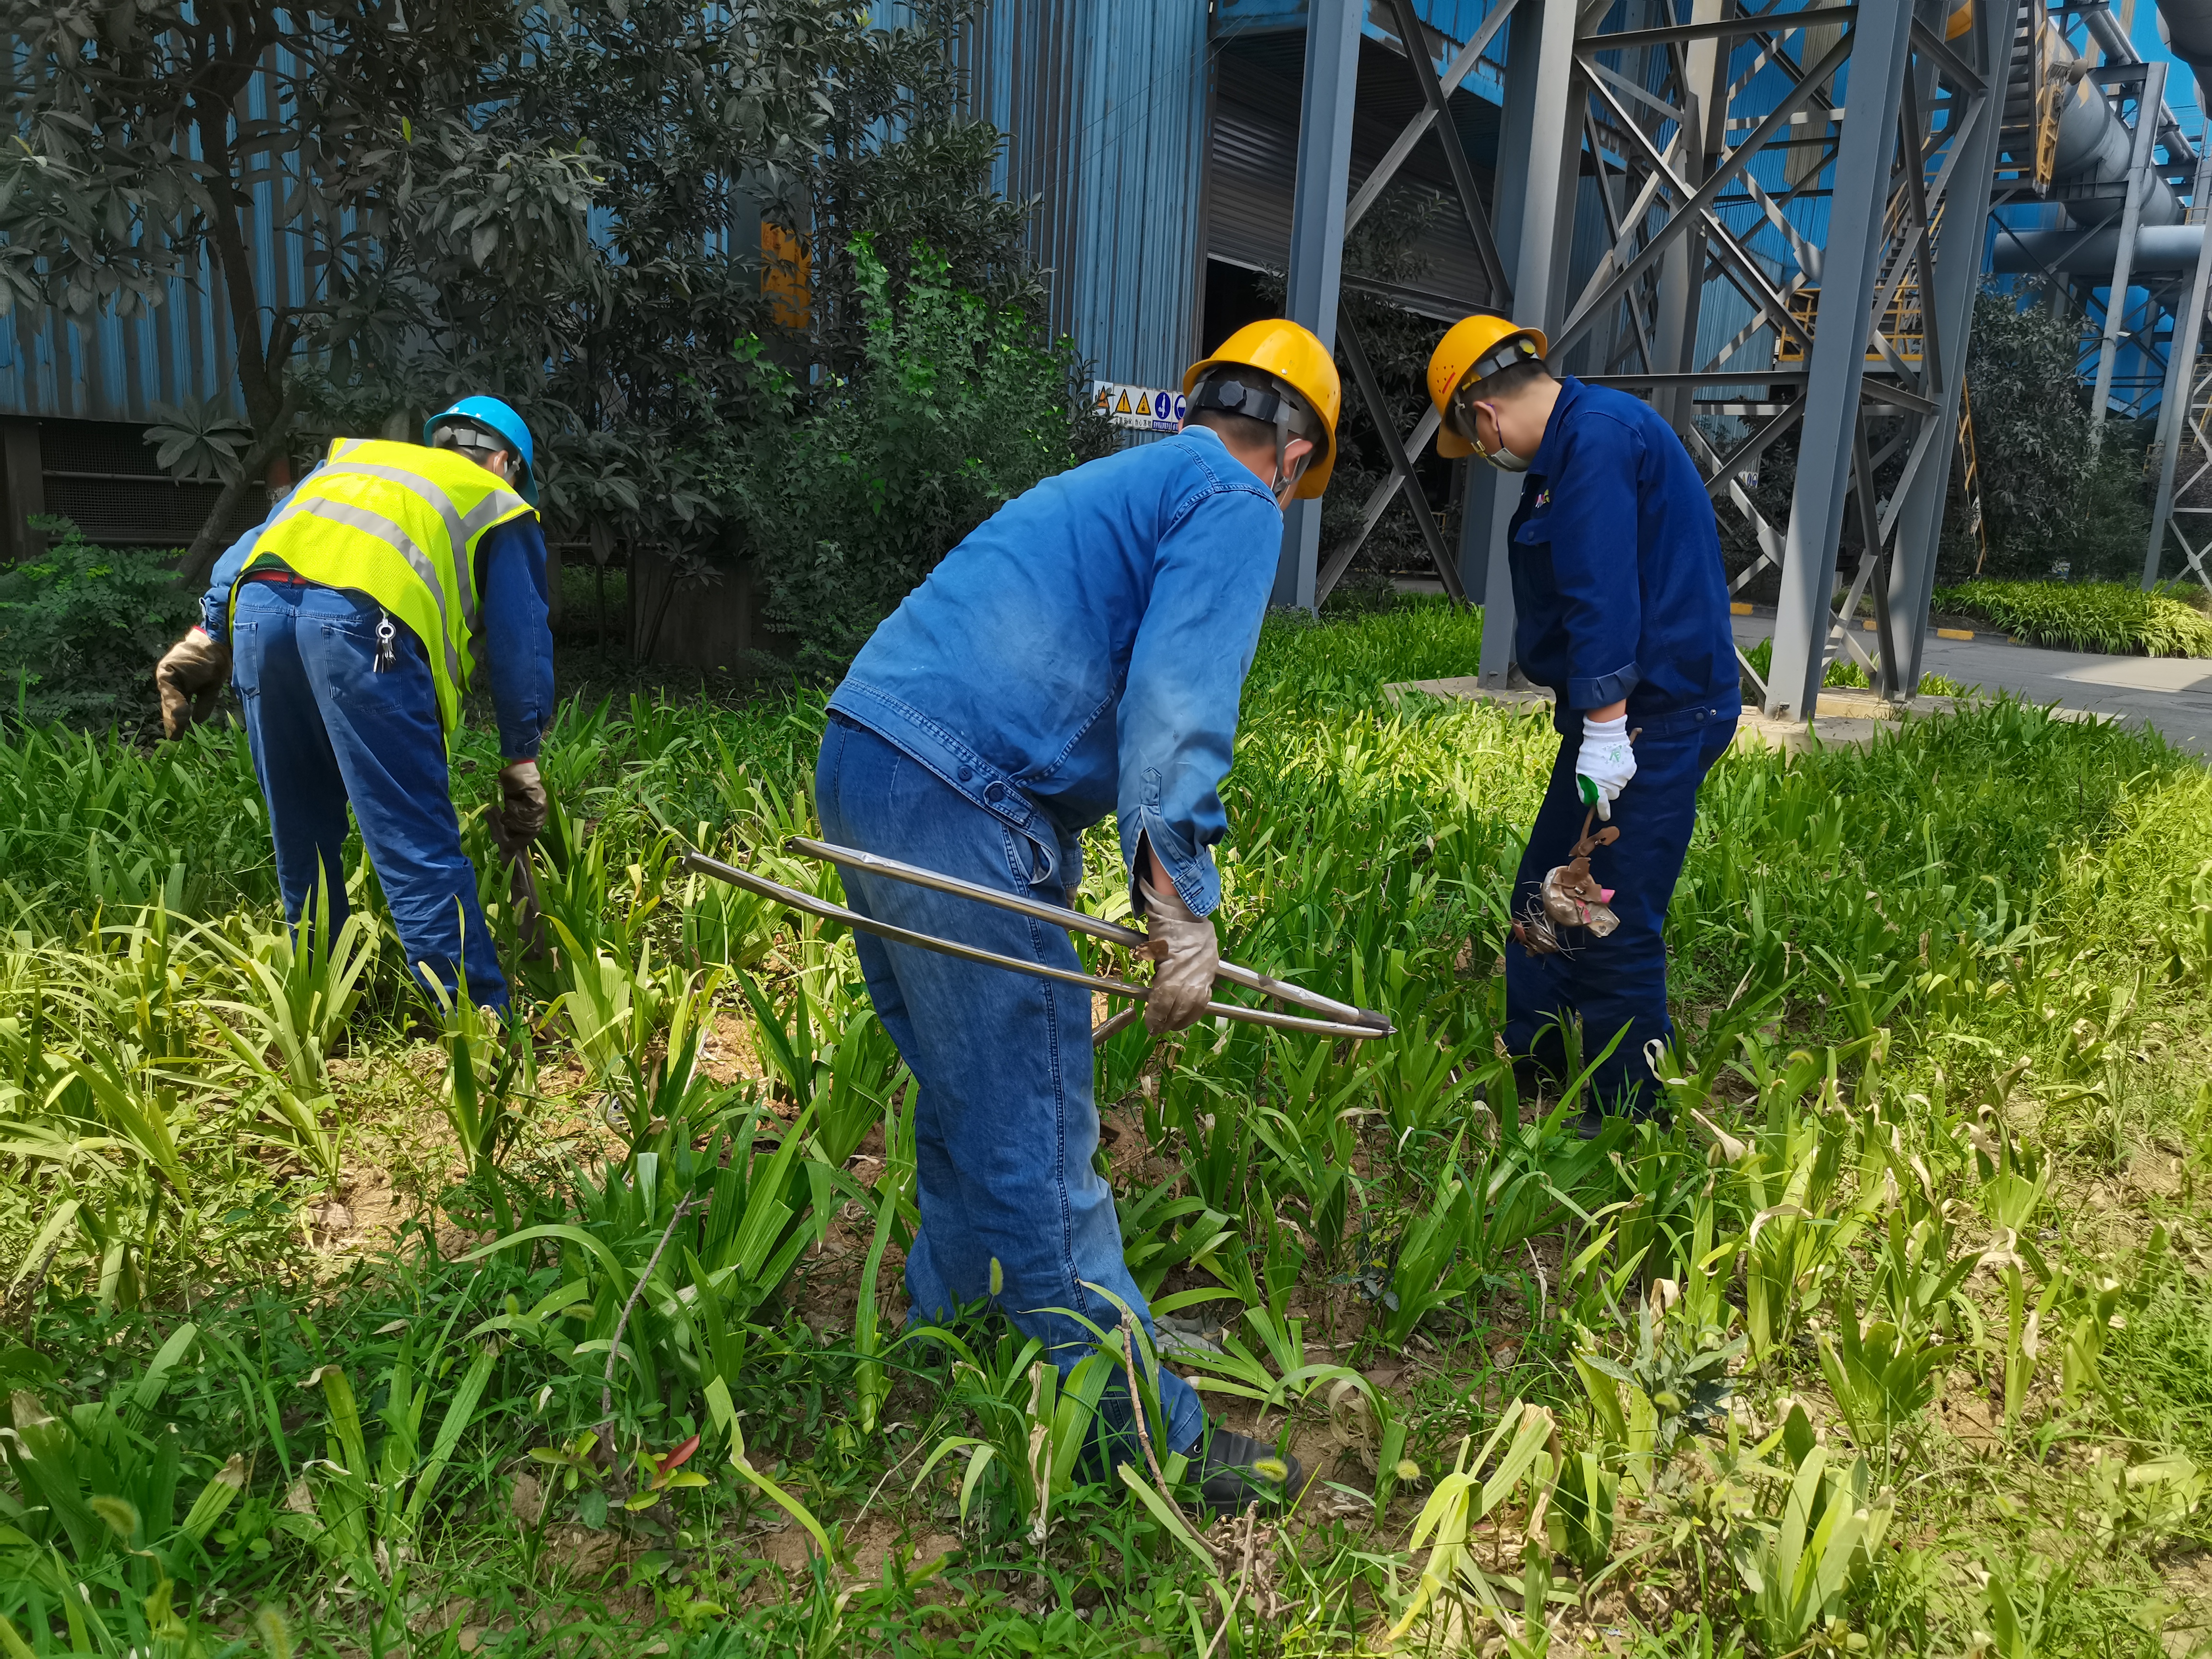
left=815, top=714, right=1206, bottom=1456
left=230, top=580, right=507, bottom=1009
left=1503, top=703, right=1737, bottom=1112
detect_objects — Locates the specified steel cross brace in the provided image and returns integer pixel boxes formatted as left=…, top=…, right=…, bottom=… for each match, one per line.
left=1381, top=0, right=1512, bottom=300
left=1559, top=33, right=1856, bottom=361
left=1318, top=320, right=1469, bottom=606
left=1347, top=0, right=1523, bottom=244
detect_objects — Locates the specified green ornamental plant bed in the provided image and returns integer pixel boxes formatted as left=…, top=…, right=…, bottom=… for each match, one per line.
left=1933, top=578, right=2212, bottom=658
left=2, top=600, right=2211, bottom=1655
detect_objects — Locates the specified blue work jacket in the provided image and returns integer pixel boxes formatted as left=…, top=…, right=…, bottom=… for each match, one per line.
left=828, top=425, right=1284, bottom=918
left=198, top=467, right=557, bottom=760
left=1507, top=377, right=1739, bottom=731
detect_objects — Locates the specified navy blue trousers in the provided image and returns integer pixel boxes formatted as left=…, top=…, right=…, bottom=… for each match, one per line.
left=231, top=580, right=507, bottom=1009
left=1502, top=704, right=1736, bottom=1112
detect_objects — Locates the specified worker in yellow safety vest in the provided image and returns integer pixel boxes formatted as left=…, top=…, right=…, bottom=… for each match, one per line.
left=153, top=397, right=556, bottom=1010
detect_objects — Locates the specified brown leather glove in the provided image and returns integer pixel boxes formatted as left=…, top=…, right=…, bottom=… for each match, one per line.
left=155, top=627, right=231, bottom=739
left=1137, top=876, right=1219, bottom=1035
left=497, top=758, right=548, bottom=844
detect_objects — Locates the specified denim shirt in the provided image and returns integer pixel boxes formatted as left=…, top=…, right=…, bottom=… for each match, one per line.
left=828, top=426, right=1283, bottom=917
left=199, top=469, right=557, bottom=760
left=1507, top=377, right=1740, bottom=728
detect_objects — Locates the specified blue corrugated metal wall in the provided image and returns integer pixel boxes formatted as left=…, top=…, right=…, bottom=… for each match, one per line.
left=0, top=35, right=319, bottom=424
left=962, top=0, right=1212, bottom=390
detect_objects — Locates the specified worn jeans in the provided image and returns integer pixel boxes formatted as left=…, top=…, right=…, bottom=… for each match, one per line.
left=1503, top=702, right=1737, bottom=1112
left=231, top=579, right=506, bottom=1009
left=815, top=713, right=1206, bottom=1456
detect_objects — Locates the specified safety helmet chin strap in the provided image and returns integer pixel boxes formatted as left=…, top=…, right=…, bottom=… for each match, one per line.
left=1189, top=370, right=1320, bottom=495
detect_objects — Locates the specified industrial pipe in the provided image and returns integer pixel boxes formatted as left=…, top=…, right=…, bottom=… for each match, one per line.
left=1992, top=223, right=2204, bottom=274
left=2044, top=25, right=2185, bottom=229
left=2155, top=0, right=2212, bottom=126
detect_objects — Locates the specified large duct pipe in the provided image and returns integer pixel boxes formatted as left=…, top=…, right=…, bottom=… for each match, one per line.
left=2154, top=0, right=2212, bottom=122
left=2045, top=26, right=2184, bottom=228
left=1993, top=222, right=2205, bottom=273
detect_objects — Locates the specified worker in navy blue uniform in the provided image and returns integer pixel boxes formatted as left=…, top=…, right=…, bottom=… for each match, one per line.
left=819, top=321, right=1341, bottom=1514
left=152, top=397, right=556, bottom=1012
left=1427, top=318, right=1739, bottom=1133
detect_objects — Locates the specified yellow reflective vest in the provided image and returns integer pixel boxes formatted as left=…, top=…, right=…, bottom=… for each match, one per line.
left=230, top=438, right=536, bottom=732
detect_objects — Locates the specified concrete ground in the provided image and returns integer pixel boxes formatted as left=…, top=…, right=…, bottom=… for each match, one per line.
left=1382, top=580, right=2212, bottom=755
left=1730, top=611, right=2212, bottom=755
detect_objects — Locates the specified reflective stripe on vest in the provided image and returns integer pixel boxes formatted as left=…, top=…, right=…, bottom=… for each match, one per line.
left=238, top=438, right=532, bottom=732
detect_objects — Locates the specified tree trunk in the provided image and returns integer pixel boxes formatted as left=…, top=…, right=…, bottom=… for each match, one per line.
left=181, top=410, right=298, bottom=587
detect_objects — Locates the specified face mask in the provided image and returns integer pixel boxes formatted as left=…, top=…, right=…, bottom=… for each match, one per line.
left=1469, top=399, right=1532, bottom=472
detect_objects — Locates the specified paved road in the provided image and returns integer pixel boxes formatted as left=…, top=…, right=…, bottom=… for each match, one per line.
left=1731, top=615, right=2212, bottom=755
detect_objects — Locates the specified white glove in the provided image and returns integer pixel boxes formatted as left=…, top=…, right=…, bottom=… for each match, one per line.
left=1574, top=715, right=1636, bottom=821
left=1137, top=877, right=1219, bottom=1034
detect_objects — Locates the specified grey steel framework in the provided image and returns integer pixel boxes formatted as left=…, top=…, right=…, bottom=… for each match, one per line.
left=1473, top=0, right=2014, bottom=714
left=1278, top=0, right=2017, bottom=716
left=1276, top=0, right=1512, bottom=610
left=2145, top=151, right=2212, bottom=591
left=1272, top=0, right=2212, bottom=696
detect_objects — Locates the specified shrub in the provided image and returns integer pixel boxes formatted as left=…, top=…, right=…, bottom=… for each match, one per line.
left=1932, top=579, right=2212, bottom=658
left=0, top=521, right=198, bottom=728
left=713, top=239, right=1109, bottom=668
left=1957, top=285, right=2152, bottom=583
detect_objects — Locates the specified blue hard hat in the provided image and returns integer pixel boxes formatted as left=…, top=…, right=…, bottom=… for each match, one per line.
left=423, top=395, right=538, bottom=507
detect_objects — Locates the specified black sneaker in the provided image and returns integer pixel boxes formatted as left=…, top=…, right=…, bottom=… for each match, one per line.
left=1192, top=1425, right=1303, bottom=1515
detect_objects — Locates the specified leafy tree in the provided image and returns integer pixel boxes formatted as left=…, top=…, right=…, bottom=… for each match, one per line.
left=1, top=0, right=1036, bottom=591
left=711, top=240, right=1108, bottom=668
left=1955, top=282, right=2150, bottom=582
left=0, top=0, right=541, bottom=576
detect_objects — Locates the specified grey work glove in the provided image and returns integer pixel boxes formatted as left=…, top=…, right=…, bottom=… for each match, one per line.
left=1137, top=876, right=1218, bottom=1035
left=497, top=758, right=549, bottom=845
left=155, top=627, right=231, bottom=740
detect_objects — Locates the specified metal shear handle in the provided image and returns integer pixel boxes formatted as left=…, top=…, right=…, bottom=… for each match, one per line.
left=785, top=836, right=1395, bottom=1034
left=675, top=851, right=1393, bottom=1046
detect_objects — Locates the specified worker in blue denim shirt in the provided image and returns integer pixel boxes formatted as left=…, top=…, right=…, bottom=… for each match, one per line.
left=819, top=321, right=1340, bottom=1514
left=152, top=397, right=556, bottom=1012
left=1428, top=317, right=1739, bottom=1135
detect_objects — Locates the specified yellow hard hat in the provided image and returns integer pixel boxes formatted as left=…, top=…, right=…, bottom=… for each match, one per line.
left=1182, top=319, right=1343, bottom=498
left=1428, top=315, right=1549, bottom=458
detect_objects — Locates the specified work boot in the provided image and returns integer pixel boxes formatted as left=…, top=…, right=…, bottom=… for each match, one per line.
left=1192, top=1424, right=1303, bottom=1516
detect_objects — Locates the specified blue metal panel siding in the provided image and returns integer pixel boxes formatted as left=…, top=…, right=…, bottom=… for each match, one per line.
left=960, top=0, right=1210, bottom=389
left=0, top=34, right=314, bottom=424
left=1067, top=4, right=1211, bottom=386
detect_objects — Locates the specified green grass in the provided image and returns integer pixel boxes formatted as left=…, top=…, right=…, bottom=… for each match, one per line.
left=1934, top=578, right=2212, bottom=657
left=2, top=598, right=2210, bottom=1656
left=1738, top=633, right=1970, bottom=697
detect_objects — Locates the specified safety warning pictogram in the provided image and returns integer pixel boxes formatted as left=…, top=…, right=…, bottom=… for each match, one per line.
left=1091, top=381, right=1185, bottom=433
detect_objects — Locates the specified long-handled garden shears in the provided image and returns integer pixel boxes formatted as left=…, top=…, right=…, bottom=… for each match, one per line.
left=676, top=837, right=1395, bottom=1047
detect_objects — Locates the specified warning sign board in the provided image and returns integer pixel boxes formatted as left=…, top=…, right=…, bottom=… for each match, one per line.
left=1093, top=382, right=1186, bottom=433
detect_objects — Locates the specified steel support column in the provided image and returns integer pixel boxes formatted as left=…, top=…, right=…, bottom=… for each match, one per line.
left=1766, top=0, right=1916, bottom=719
left=2146, top=146, right=2212, bottom=588
left=1274, top=0, right=1363, bottom=611
left=2088, top=60, right=2166, bottom=430
left=1888, top=0, right=2014, bottom=689
left=1475, top=0, right=1580, bottom=685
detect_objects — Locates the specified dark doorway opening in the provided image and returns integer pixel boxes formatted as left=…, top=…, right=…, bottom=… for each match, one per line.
left=1200, top=260, right=1276, bottom=358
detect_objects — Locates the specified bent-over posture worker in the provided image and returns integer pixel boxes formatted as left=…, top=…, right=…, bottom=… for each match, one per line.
left=1428, top=318, right=1737, bottom=1132
left=153, top=397, right=555, bottom=1011
left=818, top=321, right=1340, bottom=1514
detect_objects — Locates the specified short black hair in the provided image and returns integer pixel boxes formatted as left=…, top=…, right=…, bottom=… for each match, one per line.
left=1188, top=407, right=1283, bottom=450
left=1471, top=358, right=1553, bottom=401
